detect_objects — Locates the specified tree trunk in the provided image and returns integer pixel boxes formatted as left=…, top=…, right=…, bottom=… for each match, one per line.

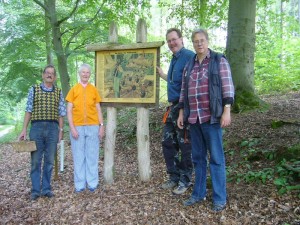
left=44, top=9, right=53, bottom=65
left=226, top=0, right=257, bottom=93
left=198, top=0, right=208, bottom=27
left=45, top=0, right=71, bottom=98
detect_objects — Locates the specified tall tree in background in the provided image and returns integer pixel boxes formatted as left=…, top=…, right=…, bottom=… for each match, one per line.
left=0, top=0, right=151, bottom=100
left=157, top=0, right=227, bottom=36
left=33, top=0, right=104, bottom=97
left=226, top=0, right=261, bottom=111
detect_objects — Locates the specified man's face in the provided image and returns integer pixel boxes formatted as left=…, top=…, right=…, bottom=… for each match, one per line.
left=42, top=67, right=56, bottom=84
left=192, top=33, right=209, bottom=56
left=166, top=31, right=183, bottom=54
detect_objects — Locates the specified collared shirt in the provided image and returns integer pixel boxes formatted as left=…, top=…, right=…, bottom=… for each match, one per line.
left=167, top=47, right=194, bottom=103
left=179, top=50, right=234, bottom=124
left=25, top=83, right=66, bottom=117
left=66, top=83, right=101, bottom=126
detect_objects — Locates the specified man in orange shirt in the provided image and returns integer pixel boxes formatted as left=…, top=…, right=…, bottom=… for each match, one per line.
left=66, top=63, right=105, bottom=193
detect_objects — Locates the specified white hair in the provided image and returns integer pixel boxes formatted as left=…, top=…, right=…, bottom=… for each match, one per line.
left=78, top=63, right=91, bottom=74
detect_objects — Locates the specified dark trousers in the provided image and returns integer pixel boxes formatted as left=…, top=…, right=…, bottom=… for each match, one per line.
left=162, top=104, right=193, bottom=186
left=29, top=121, right=59, bottom=197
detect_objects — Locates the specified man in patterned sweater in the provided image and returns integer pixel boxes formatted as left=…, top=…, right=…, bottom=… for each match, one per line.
left=19, top=65, right=66, bottom=201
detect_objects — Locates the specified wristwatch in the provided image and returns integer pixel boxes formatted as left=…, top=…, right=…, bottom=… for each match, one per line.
left=224, top=104, right=231, bottom=108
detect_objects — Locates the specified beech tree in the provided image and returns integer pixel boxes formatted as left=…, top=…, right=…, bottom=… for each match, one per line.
left=226, top=0, right=257, bottom=93
left=33, top=0, right=151, bottom=97
left=225, top=0, right=265, bottom=111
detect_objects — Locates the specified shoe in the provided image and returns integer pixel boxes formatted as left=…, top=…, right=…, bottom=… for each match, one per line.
left=43, top=192, right=54, bottom=198
left=212, top=204, right=226, bottom=212
left=75, top=188, right=85, bottom=193
left=172, top=184, right=189, bottom=195
left=31, top=194, right=39, bottom=201
left=88, top=187, right=97, bottom=192
left=183, top=197, right=206, bottom=206
left=161, top=180, right=177, bottom=189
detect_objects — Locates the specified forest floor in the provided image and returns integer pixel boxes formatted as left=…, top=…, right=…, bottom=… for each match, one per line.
left=0, top=91, right=299, bottom=225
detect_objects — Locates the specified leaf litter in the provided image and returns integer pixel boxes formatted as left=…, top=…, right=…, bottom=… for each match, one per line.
left=0, top=91, right=299, bottom=224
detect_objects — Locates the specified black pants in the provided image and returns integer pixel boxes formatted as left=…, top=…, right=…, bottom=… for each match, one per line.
left=162, top=104, right=193, bottom=186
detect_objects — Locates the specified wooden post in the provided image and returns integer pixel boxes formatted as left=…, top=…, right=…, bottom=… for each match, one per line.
left=136, top=19, right=152, bottom=181
left=103, top=21, right=118, bottom=184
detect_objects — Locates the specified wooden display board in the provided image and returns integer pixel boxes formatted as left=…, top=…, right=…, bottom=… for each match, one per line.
left=87, top=41, right=164, bottom=107
left=96, top=48, right=157, bottom=103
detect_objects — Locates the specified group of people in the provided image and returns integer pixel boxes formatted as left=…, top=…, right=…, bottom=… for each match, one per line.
left=18, top=27, right=234, bottom=213
left=18, top=64, right=105, bottom=200
left=157, top=28, right=234, bottom=212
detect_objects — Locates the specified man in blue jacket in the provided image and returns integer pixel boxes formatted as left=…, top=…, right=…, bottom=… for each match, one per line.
left=157, top=28, right=194, bottom=195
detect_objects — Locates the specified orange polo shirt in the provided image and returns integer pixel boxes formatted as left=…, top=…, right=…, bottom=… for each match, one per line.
left=66, top=83, right=101, bottom=126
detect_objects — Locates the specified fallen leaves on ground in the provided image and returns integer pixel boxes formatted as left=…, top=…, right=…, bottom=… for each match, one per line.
left=0, top=92, right=299, bottom=224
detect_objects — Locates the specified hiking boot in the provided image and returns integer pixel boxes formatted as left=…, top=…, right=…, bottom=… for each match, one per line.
left=31, top=194, right=39, bottom=201
left=43, top=192, right=54, bottom=198
left=172, top=184, right=189, bottom=195
left=183, top=197, right=206, bottom=206
left=212, top=203, right=226, bottom=212
left=161, top=180, right=177, bottom=189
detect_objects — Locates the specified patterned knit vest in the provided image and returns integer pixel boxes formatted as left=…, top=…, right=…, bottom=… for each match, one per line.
left=31, top=84, right=60, bottom=122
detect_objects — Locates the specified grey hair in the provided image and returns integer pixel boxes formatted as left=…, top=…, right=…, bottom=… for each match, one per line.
left=78, top=63, right=92, bottom=74
left=43, top=64, right=56, bottom=75
left=191, top=28, right=209, bottom=42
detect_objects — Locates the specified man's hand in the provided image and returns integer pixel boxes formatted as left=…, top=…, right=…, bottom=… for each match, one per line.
left=156, top=66, right=167, bottom=81
left=18, top=130, right=26, bottom=141
left=220, top=107, right=231, bottom=128
left=177, top=109, right=184, bottom=129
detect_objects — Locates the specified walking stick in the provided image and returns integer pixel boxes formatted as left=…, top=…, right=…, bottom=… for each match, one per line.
left=54, top=143, right=59, bottom=180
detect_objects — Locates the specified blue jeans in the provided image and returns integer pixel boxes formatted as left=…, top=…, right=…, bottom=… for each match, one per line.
left=29, top=121, right=59, bottom=197
left=189, top=121, right=226, bottom=205
left=162, top=104, right=192, bottom=186
left=70, top=125, right=100, bottom=191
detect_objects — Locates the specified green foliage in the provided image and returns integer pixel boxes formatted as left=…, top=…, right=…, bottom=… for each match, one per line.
left=274, top=159, right=300, bottom=196
left=117, top=108, right=138, bottom=148
left=227, top=139, right=300, bottom=197
left=255, top=1, right=300, bottom=94
left=157, top=0, right=228, bottom=36
left=271, top=120, right=285, bottom=129
left=0, top=0, right=152, bottom=103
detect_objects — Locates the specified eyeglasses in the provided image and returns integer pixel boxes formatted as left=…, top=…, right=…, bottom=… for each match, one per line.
left=167, top=38, right=180, bottom=44
left=193, top=39, right=207, bottom=45
left=44, top=71, right=55, bottom=76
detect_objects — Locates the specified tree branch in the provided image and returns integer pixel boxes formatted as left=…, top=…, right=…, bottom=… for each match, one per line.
left=32, top=0, right=47, bottom=11
left=57, top=0, right=81, bottom=25
left=64, top=1, right=106, bottom=50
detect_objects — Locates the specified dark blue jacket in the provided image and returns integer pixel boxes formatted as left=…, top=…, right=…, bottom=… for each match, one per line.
left=180, top=50, right=228, bottom=124
left=167, top=47, right=194, bottom=103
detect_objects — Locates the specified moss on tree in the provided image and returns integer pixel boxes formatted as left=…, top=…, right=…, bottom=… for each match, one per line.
left=232, top=89, right=269, bottom=113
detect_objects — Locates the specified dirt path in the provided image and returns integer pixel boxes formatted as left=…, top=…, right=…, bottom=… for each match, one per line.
left=0, top=125, right=14, bottom=138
